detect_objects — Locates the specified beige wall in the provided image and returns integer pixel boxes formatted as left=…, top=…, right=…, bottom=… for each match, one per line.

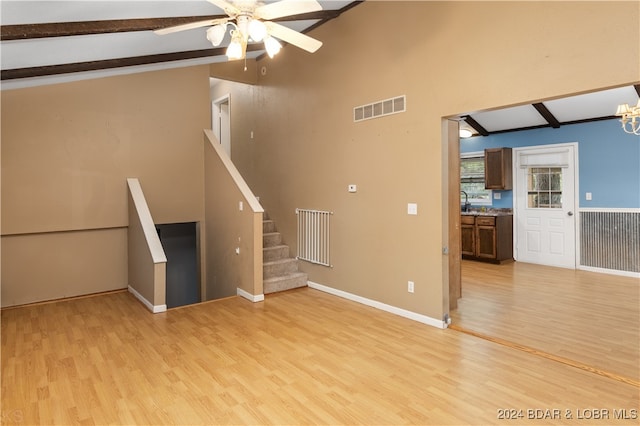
left=2, top=1, right=637, bottom=313
left=1, top=66, right=210, bottom=306
left=211, top=1, right=640, bottom=321
left=1, top=228, right=127, bottom=307
left=204, top=131, right=263, bottom=300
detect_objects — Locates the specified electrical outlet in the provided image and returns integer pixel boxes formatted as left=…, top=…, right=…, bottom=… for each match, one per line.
left=586, top=192, right=592, bottom=201
left=239, top=201, right=243, bottom=211
left=407, top=203, right=418, bottom=215
left=494, top=192, right=501, bottom=199
left=408, top=281, right=415, bottom=293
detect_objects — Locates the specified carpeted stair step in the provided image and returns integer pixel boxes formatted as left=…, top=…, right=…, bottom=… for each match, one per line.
left=263, top=232, right=282, bottom=247
left=263, top=219, right=277, bottom=234
left=263, top=272, right=308, bottom=294
left=264, top=258, right=299, bottom=279
left=263, top=245, right=290, bottom=262
left=260, top=211, right=307, bottom=295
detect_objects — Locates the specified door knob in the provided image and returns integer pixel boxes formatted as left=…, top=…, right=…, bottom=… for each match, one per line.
left=567, top=211, right=574, bottom=216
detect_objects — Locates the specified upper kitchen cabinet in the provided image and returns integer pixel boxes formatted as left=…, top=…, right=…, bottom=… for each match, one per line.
left=484, top=147, right=512, bottom=190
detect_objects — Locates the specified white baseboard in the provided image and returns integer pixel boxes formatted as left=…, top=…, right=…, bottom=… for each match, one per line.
left=128, top=286, right=167, bottom=313
left=307, top=281, right=446, bottom=329
left=578, top=265, right=640, bottom=279
left=237, top=287, right=265, bottom=303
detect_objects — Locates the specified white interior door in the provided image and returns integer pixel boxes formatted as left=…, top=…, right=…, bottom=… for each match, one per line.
left=212, top=95, right=231, bottom=158
left=514, top=144, right=577, bottom=269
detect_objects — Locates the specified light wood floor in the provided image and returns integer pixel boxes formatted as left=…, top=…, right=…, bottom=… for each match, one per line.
left=2, top=287, right=639, bottom=425
left=452, top=260, right=640, bottom=383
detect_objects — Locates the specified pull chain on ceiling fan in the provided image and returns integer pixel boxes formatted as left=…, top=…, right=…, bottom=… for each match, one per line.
left=154, top=0, right=323, bottom=60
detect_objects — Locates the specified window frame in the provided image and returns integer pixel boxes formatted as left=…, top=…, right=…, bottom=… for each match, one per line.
left=526, top=166, right=563, bottom=209
left=460, top=151, right=493, bottom=206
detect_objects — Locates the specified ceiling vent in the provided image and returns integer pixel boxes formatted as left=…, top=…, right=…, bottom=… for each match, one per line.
left=354, top=95, right=406, bottom=122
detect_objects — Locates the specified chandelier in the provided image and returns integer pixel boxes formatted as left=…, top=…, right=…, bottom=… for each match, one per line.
left=615, top=100, right=640, bottom=135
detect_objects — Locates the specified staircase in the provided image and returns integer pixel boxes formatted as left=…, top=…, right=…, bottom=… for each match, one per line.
left=262, top=213, right=308, bottom=294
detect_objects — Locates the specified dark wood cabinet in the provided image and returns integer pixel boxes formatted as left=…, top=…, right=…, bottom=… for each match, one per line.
left=461, top=214, right=513, bottom=263
left=461, top=215, right=475, bottom=256
left=485, top=147, right=512, bottom=190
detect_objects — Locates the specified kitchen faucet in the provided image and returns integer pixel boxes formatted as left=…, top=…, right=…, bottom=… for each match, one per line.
left=461, top=190, right=471, bottom=212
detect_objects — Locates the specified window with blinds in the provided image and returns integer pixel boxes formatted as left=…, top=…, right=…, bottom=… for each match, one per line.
left=460, top=155, right=492, bottom=205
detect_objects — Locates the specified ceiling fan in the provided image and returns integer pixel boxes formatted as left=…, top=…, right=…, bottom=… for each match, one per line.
left=154, top=0, right=324, bottom=60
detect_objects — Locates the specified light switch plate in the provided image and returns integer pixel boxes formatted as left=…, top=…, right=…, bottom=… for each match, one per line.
left=494, top=192, right=501, bottom=199
left=407, top=203, right=418, bottom=215
left=348, top=184, right=357, bottom=193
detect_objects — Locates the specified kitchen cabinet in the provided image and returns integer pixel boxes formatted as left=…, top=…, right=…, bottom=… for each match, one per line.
left=461, top=215, right=475, bottom=256
left=461, top=214, right=513, bottom=263
left=485, top=147, right=512, bottom=190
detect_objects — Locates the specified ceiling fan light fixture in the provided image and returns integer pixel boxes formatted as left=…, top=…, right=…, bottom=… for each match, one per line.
left=226, top=30, right=245, bottom=60
left=206, top=23, right=227, bottom=46
left=248, top=19, right=267, bottom=42
left=154, top=0, right=324, bottom=61
left=264, top=36, right=282, bottom=58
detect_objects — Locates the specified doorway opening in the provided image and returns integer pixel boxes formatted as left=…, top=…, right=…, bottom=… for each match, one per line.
left=156, top=222, right=200, bottom=309
left=445, top=107, right=638, bottom=385
left=212, top=94, right=231, bottom=158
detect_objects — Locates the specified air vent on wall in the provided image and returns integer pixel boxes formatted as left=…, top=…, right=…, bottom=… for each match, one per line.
left=354, top=95, right=406, bottom=122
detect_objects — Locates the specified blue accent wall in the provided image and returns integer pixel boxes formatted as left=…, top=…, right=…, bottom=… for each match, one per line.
left=460, top=120, right=640, bottom=208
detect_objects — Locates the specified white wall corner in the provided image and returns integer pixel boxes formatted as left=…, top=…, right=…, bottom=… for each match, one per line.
left=128, top=285, right=167, bottom=313
left=237, top=287, right=265, bottom=303
left=307, top=281, right=446, bottom=329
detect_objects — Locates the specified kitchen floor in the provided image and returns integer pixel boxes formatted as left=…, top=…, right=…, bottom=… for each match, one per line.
left=451, top=260, right=639, bottom=382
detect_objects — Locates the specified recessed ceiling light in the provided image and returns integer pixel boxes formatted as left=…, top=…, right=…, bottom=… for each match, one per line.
left=459, top=129, right=473, bottom=138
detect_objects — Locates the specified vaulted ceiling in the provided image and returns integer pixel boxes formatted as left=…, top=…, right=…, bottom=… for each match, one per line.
left=2, top=1, right=638, bottom=135
left=1, top=0, right=362, bottom=87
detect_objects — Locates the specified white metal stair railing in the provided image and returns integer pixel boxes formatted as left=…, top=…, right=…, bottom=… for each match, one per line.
left=296, top=208, right=332, bottom=267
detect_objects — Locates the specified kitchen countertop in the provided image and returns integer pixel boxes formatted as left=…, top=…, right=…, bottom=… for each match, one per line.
left=461, top=210, right=512, bottom=216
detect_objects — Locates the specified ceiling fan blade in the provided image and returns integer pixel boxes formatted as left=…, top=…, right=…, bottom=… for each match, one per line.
left=256, top=0, right=322, bottom=20
left=154, top=18, right=228, bottom=35
left=206, top=0, right=241, bottom=16
left=264, top=21, right=322, bottom=53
